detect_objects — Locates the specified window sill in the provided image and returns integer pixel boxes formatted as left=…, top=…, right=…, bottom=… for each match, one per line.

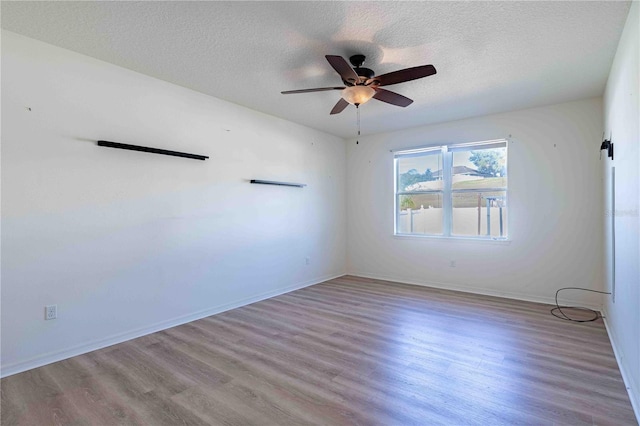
left=393, top=233, right=512, bottom=245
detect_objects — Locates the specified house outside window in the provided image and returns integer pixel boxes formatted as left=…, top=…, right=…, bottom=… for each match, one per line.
left=394, top=139, right=508, bottom=239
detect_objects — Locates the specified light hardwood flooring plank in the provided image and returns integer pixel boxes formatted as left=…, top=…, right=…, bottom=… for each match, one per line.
left=1, top=275, right=636, bottom=425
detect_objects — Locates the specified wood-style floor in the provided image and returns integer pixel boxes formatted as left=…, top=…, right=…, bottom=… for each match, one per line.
left=1, top=276, right=636, bottom=425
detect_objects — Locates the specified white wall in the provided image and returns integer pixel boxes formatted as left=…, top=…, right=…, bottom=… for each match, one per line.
left=347, top=98, right=604, bottom=307
left=602, top=1, right=639, bottom=417
left=0, top=31, right=347, bottom=377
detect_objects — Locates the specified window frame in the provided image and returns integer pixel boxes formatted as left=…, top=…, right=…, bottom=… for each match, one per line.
left=394, top=139, right=509, bottom=240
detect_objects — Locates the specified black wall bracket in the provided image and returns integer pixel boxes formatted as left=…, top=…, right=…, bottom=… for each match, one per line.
left=98, top=140, right=208, bottom=160
left=250, top=179, right=306, bottom=188
left=600, top=138, right=614, bottom=160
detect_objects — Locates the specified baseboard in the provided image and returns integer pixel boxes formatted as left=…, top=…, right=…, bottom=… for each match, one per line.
left=0, top=272, right=344, bottom=378
left=347, top=271, right=603, bottom=310
left=602, top=312, right=640, bottom=423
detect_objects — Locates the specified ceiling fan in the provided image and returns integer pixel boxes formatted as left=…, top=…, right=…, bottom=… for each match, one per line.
left=281, top=54, right=437, bottom=115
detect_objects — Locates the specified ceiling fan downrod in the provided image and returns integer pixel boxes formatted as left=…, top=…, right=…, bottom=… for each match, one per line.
left=349, top=55, right=375, bottom=83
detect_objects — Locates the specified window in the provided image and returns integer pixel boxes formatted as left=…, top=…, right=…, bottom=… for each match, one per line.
left=395, top=139, right=508, bottom=239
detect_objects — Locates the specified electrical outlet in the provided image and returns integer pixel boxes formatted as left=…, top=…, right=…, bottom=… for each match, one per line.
left=45, top=305, right=57, bottom=320
left=305, top=257, right=311, bottom=265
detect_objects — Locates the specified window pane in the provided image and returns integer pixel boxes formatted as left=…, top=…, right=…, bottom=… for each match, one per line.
left=397, top=193, right=443, bottom=235
left=397, top=152, right=443, bottom=192
left=452, top=191, right=507, bottom=238
left=452, top=147, right=507, bottom=189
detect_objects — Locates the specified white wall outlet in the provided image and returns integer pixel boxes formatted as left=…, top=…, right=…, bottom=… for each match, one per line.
left=305, top=257, right=311, bottom=265
left=449, top=260, right=456, bottom=268
left=45, top=305, right=57, bottom=320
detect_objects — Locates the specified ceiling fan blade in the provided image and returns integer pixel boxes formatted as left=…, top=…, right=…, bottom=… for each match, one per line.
left=373, top=65, right=436, bottom=87
left=325, top=55, right=359, bottom=84
left=281, top=87, right=344, bottom=94
left=373, top=88, right=413, bottom=107
left=330, top=98, right=349, bottom=115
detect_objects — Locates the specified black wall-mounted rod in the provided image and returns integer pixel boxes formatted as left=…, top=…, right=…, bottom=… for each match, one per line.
left=97, top=140, right=208, bottom=160
left=250, top=179, right=306, bottom=188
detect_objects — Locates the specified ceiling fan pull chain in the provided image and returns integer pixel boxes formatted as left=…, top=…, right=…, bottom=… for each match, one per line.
left=356, top=105, right=360, bottom=144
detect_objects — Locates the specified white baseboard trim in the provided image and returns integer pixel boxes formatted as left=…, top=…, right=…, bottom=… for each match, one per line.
left=0, top=272, right=344, bottom=379
left=346, top=271, right=603, bottom=310
left=602, top=313, right=640, bottom=423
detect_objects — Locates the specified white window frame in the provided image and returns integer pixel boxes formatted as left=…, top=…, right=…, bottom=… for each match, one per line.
left=394, top=139, right=508, bottom=240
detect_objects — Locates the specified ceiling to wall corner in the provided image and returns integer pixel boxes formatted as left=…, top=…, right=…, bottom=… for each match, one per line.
left=1, top=1, right=631, bottom=138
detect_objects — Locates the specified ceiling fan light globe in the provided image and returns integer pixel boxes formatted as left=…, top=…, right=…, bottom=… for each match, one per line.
left=341, top=85, right=375, bottom=105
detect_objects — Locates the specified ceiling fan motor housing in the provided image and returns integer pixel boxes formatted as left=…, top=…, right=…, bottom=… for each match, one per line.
left=356, top=67, right=375, bottom=79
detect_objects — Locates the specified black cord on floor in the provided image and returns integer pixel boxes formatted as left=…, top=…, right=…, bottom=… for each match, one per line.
left=551, top=287, right=611, bottom=323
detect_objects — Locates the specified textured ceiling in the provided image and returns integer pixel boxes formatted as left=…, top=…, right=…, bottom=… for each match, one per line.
left=1, top=1, right=631, bottom=138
